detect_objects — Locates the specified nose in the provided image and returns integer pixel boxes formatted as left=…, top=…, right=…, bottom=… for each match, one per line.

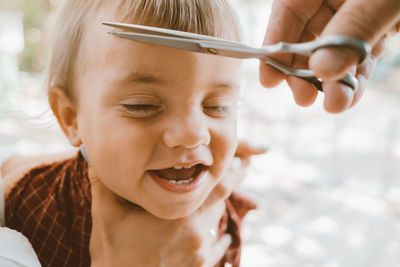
left=163, top=111, right=211, bottom=149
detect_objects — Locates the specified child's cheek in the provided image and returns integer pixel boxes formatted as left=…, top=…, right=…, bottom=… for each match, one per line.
left=210, top=123, right=238, bottom=178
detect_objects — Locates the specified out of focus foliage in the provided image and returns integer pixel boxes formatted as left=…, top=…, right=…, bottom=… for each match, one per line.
left=0, top=0, right=51, bottom=73
left=18, top=0, right=51, bottom=73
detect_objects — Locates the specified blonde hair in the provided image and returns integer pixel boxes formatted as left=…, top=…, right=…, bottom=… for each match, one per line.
left=47, top=0, right=241, bottom=102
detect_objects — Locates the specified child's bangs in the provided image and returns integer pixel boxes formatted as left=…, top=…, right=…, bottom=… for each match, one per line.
left=47, top=0, right=240, bottom=101
left=113, top=0, right=240, bottom=40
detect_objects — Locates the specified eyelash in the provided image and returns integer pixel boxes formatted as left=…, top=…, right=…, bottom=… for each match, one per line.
left=121, top=104, right=161, bottom=117
left=204, top=106, right=230, bottom=117
left=120, top=104, right=231, bottom=118
left=122, top=104, right=159, bottom=112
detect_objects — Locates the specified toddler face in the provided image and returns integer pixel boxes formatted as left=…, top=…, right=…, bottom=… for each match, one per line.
left=74, top=12, right=241, bottom=219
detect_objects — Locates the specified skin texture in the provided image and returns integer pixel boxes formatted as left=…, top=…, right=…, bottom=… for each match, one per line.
left=50, top=7, right=242, bottom=220
left=47, top=6, right=266, bottom=266
left=89, top=142, right=264, bottom=267
left=260, top=0, right=400, bottom=113
left=1, top=151, right=77, bottom=196
left=1, top=145, right=263, bottom=267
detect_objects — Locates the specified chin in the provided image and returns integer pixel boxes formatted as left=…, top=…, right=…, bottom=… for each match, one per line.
left=147, top=202, right=201, bottom=220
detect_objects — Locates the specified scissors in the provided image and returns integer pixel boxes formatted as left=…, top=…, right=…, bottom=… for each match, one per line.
left=103, top=21, right=371, bottom=92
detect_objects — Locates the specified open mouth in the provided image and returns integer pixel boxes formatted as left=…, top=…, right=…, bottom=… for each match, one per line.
left=148, top=164, right=207, bottom=193
left=150, top=164, right=205, bottom=183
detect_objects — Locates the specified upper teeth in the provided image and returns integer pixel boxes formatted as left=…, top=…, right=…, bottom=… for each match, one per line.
left=173, top=166, right=183, bottom=170
left=173, top=165, right=193, bottom=170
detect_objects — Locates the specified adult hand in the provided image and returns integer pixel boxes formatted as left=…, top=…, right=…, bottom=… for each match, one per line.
left=89, top=171, right=231, bottom=267
left=201, top=141, right=266, bottom=208
left=260, top=0, right=400, bottom=113
left=89, top=141, right=265, bottom=267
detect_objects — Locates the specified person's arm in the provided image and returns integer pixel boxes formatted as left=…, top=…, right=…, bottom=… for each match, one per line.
left=0, top=152, right=73, bottom=267
left=1, top=150, right=78, bottom=197
left=260, top=0, right=400, bottom=113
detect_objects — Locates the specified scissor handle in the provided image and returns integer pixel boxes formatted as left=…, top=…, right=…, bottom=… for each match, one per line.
left=268, top=35, right=371, bottom=63
left=262, top=35, right=369, bottom=91
left=264, top=56, right=359, bottom=91
left=299, top=73, right=358, bottom=92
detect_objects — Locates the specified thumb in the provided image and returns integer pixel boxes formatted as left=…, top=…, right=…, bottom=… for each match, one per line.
left=310, top=0, right=400, bottom=80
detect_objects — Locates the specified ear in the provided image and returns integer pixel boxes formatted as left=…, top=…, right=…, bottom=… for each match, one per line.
left=48, top=87, right=82, bottom=147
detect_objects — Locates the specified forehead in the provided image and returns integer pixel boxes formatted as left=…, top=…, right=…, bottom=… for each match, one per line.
left=77, top=7, right=241, bottom=90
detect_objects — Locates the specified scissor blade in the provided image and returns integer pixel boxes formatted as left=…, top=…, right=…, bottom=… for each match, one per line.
left=110, top=31, right=207, bottom=53
left=198, top=42, right=270, bottom=59
left=103, top=21, right=244, bottom=47
left=110, top=31, right=268, bottom=60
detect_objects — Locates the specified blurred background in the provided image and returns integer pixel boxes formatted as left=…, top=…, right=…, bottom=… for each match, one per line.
left=1, top=1, right=400, bottom=267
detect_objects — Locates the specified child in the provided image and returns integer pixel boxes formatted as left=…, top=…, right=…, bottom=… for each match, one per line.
left=2, top=0, right=262, bottom=266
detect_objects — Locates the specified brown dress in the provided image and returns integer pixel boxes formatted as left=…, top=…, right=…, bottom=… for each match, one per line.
left=5, top=152, right=256, bottom=267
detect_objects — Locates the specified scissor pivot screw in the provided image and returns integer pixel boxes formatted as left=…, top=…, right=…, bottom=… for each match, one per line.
left=207, top=48, right=219, bottom=55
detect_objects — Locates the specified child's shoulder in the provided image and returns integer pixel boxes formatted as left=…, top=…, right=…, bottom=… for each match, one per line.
left=1, top=150, right=79, bottom=198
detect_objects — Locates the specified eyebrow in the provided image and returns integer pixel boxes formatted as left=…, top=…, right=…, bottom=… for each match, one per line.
left=211, top=81, right=239, bottom=91
left=115, top=71, right=239, bottom=91
left=117, top=72, right=167, bottom=86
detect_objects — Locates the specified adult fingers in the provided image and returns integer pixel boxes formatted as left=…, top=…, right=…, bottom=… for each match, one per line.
left=214, top=141, right=267, bottom=198
left=322, top=82, right=354, bottom=113
left=305, top=2, right=337, bottom=38
left=200, top=160, right=246, bottom=209
left=197, top=203, right=226, bottom=248
left=285, top=2, right=339, bottom=107
left=317, top=54, right=377, bottom=113
left=371, top=38, right=387, bottom=60
left=194, top=193, right=226, bottom=219
left=287, top=77, right=319, bottom=107
left=203, top=201, right=226, bottom=228
left=260, top=0, right=324, bottom=88
left=286, top=34, right=319, bottom=106
left=350, top=53, right=377, bottom=107
left=228, top=141, right=267, bottom=187
left=322, top=37, right=380, bottom=112
left=201, top=142, right=266, bottom=209
left=200, top=177, right=232, bottom=212
left=321, top=66, right=356, bottom=113
left=189, top=201, right=226, bottom=256
left=310, top=0, right=400, bottom=80
left=206, top=234, right=232, bottom=267
left=387, top=21, right=400, bottom=35
left=234, top=141, right=267, bottom=159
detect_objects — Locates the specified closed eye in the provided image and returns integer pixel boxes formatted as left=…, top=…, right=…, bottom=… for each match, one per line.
left=120, top=104, right=162, bottom=118
left=204, top=106, right=231, bottom=118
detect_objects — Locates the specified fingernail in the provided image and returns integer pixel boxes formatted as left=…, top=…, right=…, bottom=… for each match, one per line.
left=257, top=146, right=268, bottom=152
left=253, top=146, right=268, bottom=154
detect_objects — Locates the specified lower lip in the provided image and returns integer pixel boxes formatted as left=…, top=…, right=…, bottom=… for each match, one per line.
left=148, top=168, right=207, bottom=193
